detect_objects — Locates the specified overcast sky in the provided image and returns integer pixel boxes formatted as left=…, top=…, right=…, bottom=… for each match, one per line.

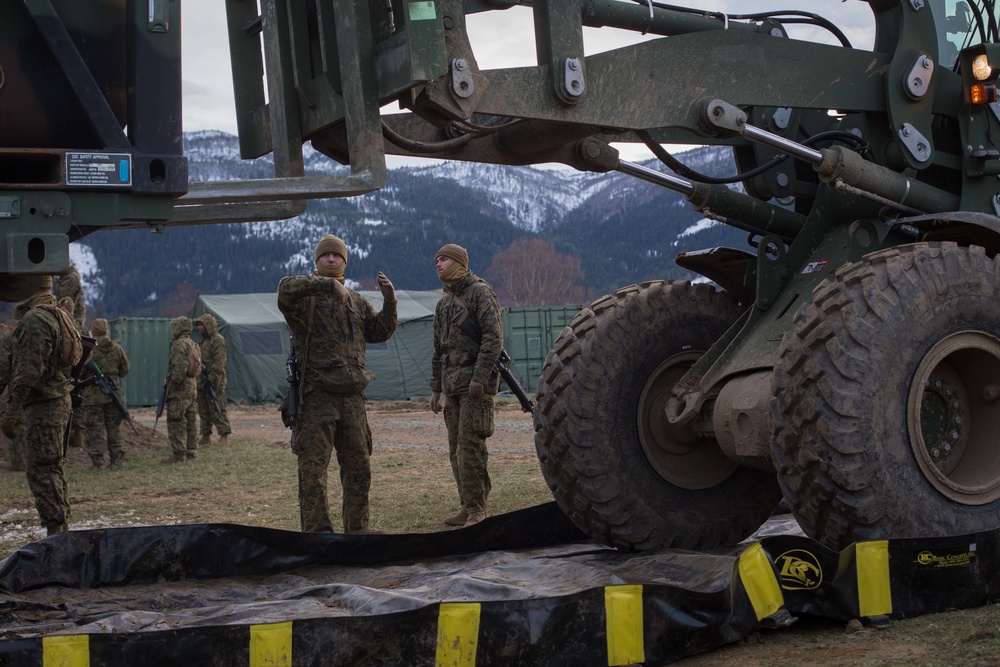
left=181, top=1, right=875, bottom=162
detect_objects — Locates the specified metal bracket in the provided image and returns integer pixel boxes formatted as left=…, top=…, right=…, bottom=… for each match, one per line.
left=451, top=58, right=475, bottom=99
left=898, top=123, right=932, bottom=163
left=905, top=55, right=933, bottom=99
left=772, top=107, right=792, bottom=130
left=908, top=0, right=924, bottom=10
left=562, top=57, right=585, bottom=100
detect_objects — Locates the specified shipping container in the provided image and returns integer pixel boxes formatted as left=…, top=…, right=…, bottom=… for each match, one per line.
left=108, top=318, right=172, bottom=408
left=503, top=305, right=581, bottom=396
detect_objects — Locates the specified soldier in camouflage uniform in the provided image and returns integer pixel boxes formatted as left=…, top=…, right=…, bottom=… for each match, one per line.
left=0, top=320, right=27, bottom=472
left=195, top=313, right=232, bottom=445
left=79, top=318, right=131, bottom=469
left=430, top=244, right=503, bottom=528
left=53, top=263, right=86, bottom=331
left=162, top=316, right=199, bottom=464
left=0, top=276, right=74, bottom=535
left=278, top=234, right=397, bottom=533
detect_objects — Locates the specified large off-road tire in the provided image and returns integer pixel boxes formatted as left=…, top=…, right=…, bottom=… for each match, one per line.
left=533, top=281, right=782, bottom=551
left=772, top=242, right=1000, bottom=550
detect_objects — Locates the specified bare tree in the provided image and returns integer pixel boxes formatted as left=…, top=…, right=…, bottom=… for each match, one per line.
left=485, top=239, right=585, bottom=307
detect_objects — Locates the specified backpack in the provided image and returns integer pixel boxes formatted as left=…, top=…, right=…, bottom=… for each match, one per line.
left=185, top=339, right=202, bottom=378
left=38, top=304, right=83, bottom=368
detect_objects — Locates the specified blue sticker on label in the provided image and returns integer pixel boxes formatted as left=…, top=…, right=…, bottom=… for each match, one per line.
left=119, top=160, right=130, bottom=183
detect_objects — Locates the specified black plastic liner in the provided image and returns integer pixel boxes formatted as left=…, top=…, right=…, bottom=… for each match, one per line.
left=1, top=504, right=999, bottom=666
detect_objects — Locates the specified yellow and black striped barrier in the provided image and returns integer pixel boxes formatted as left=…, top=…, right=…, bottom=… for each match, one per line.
left=1, top=505, right=997, bottom=665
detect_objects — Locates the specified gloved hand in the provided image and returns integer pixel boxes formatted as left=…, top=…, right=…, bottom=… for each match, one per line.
left=377, top=271, right=395, bottom=303
left=430, top=391, right=442, bottom=414
left=468, top=380, right=484, bottom=398
left=1, top=404, right=20, bottom=440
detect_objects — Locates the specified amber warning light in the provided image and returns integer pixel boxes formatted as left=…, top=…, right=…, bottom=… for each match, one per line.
left=971, top=83, right=998, bottom=105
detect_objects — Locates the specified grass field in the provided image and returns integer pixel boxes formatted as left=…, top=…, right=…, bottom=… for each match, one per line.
left=3, top=402, right=1000, bottom=665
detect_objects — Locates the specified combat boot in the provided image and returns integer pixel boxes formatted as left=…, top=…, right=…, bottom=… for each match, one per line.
left=46, top=522, right=69, bottom=536
left=443, top=508, right=468, bottom=526
left=463, top=509, right=487, bottom=527
left=199, top=434, right=211, bottom=446
left=109, top=454, right=124, bottom=470
left=218, top=434, right=229, bottom=446
left=186, top=450, right=198, bottom=461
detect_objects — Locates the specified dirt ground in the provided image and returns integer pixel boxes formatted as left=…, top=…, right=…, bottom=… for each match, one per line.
left=2, top=400, right=999, bottom=665
left=0, top=397, right=537, bottom=468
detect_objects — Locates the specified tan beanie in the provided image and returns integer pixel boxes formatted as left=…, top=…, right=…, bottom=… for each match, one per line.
left=435, top=244, right=469, bottom=286
left=315, top=234, right=348, bottom=264
left=91, top=318, right=109, bottom=337
left=39, top=275, right=53, bottom=290
left=435, top=244, right=468, bottom=270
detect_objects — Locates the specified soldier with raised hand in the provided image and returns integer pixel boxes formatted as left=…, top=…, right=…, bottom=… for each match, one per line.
left=1, top=276, right=74, bottom=535
left=278, top=234, right=397, bottom=534
left=430, top=244, right=503, bottom=528
left=161, top=316, right=199, bottom=464
left=79, top=318, right=131, bottom=469
left=195, top=313, right=232, bottom=446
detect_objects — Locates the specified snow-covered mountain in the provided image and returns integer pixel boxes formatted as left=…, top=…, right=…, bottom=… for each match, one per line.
left=77, top=131, right=748, bottom=317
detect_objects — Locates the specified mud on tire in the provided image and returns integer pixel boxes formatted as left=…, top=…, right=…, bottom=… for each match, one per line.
left=533, top=280, right=782, bottom=551
left=772, top=242, right=1000, bottom=550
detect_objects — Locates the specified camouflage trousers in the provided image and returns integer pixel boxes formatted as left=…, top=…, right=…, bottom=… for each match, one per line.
left=4, top=403, right=27, bottom=471
left=197, top=383, right=231, bottom=436
left=167, top=396, right=198, bottom=458
left=24, top=395, right=72, bottom=530
left=443, top=393, right=494, bottom=513
left=295, top=389, right=373, bottom=533
left=80, top=402, right=124, bottom=466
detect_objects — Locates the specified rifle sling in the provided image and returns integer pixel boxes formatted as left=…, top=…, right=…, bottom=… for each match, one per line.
left=297, top=296, right=315, bottom=406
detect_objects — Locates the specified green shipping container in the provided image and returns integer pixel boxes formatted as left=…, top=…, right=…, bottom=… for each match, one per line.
left=503, top=305, right=582, bottom=396
left=108, top=317, right=172, bottom=408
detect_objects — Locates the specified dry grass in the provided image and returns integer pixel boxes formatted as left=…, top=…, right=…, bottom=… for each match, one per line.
left=0, top=402, right=551, bottom=556
left=3, top=403, right=1000, bottom=665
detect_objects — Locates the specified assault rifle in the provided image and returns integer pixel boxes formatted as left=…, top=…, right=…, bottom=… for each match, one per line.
left=79, top=359, right=139, bottom=434
left=64, top=336, right=96, bottom=458
left=285, top=335, right=300, bottom=452
left=450, top=309, right=534, bottom=413
left=152, top=375, right=168, bottom=434
left=199, top=363, right=222, bottom=414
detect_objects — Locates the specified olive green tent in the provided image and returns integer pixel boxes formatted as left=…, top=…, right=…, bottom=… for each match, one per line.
left=189, top=291, right=442, bottom=404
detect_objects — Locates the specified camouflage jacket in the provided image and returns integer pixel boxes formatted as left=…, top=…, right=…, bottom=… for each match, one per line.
left=79, top=336, right=130, bottom=407
left=431, top=271, right=503, bottom=396
left=9, top=298, right=74, bottom=407
left=0, top=326, right=14, bottom=385
left=167, top=317, right=197, bottom=399
left=278, top=274, right=397, bottom=395
left=196, top=314, right=227, bottom=388
left=53, top=266, right=86, bottom=329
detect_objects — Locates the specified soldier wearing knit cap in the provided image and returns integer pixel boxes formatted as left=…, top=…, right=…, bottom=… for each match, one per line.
left=1, top=275, right=74, bottom=535
left=79, top=318, right=131, bottom=469
left=162, top=316, right=200, bottom=463
left=278, top=234, right=398, bottom=534
left=196, top=313, right=232, bottom=445
left=53, top=262, right=86, bottom=331
left=430, top=244, right=503, bottom=528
